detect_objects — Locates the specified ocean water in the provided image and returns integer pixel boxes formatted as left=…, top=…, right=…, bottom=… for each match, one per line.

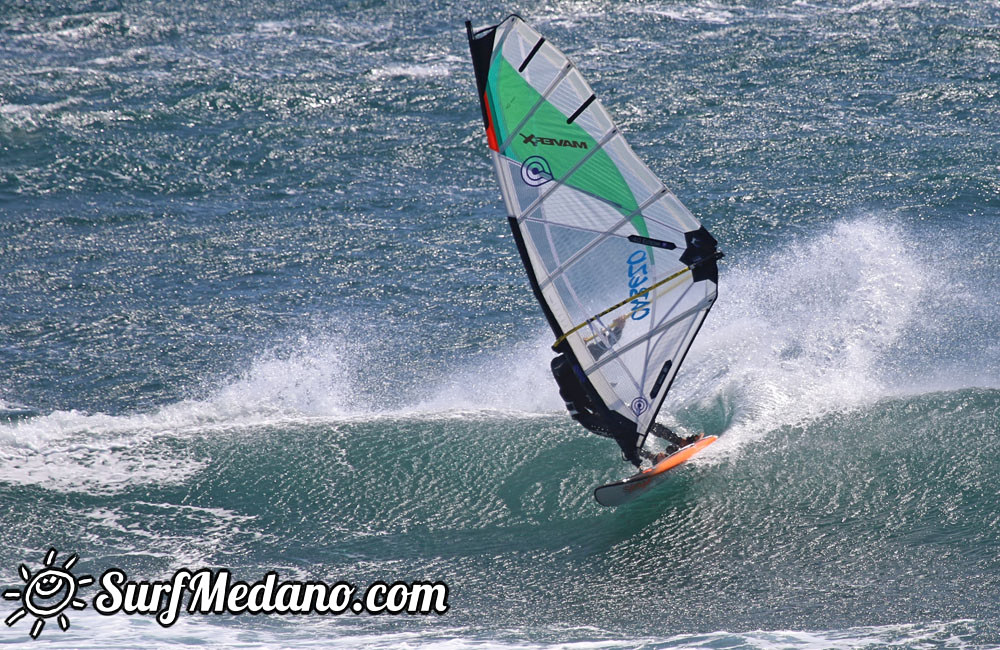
left=2, top=0, right=999, bottom=647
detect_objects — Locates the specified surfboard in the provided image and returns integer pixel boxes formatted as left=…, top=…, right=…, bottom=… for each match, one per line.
left=593, top=435, right=717, bottom=507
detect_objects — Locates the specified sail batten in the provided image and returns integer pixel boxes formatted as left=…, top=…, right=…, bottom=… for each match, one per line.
left=467, top=16, right=721, bottom=454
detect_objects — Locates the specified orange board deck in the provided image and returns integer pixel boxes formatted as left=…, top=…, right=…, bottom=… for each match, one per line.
left=593, top=435, right=717, bottom=507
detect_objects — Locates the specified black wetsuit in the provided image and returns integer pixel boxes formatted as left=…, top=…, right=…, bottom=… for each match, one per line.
left=550, top=352, right=689, bottom=467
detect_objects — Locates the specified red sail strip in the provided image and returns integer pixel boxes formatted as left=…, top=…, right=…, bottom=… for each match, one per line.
left=483, top=91, right=499, bottom=151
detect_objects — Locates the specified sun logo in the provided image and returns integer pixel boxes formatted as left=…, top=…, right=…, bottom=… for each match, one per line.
left=3, top=548, right=93, bottom=640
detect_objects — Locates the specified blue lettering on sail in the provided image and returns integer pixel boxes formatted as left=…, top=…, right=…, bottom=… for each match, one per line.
left=626, top=250, right=650, bottom=321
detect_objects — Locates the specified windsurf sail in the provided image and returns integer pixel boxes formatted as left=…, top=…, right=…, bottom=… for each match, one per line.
left=466, top=15, right=721, bottom=460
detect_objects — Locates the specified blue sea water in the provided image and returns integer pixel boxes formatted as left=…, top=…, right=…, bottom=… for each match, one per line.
left=1, top=0, right=999, bottom=647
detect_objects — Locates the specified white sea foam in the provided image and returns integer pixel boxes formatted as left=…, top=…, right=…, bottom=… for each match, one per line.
left=409, top=336, right=564, bottom=417
left=77, top=501, right=271, bottom=571
left=369, top=63, right=451, bottom=79
left=627, top=2, right=740, bottom=25
left=845, top=0, right=925, bottom=14
left=7, top=616, right=979, bottom=649
left=0, top=337, right=358, bottom=493
left=0, top=97, right=84, bottom=131
left=672, top=216, right=932, bottom=461
left=11, top=11, right=131, bottom=45
left=0, top=412, right=208, bottom=494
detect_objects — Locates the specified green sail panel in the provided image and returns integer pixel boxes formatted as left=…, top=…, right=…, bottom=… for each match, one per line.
left=487, top=58, right=639, bottom=216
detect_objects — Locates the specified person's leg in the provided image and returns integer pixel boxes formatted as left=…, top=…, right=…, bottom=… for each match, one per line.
left=615, top=435, right=643, bottom=468
left=650, top=423, right=701, bottom=448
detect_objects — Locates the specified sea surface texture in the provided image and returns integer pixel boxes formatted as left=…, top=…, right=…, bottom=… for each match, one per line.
left=2, top=0, right=998, bottom=647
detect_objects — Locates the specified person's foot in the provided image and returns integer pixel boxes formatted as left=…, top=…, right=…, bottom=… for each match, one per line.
left=678, top=433, right=703, bottom=447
